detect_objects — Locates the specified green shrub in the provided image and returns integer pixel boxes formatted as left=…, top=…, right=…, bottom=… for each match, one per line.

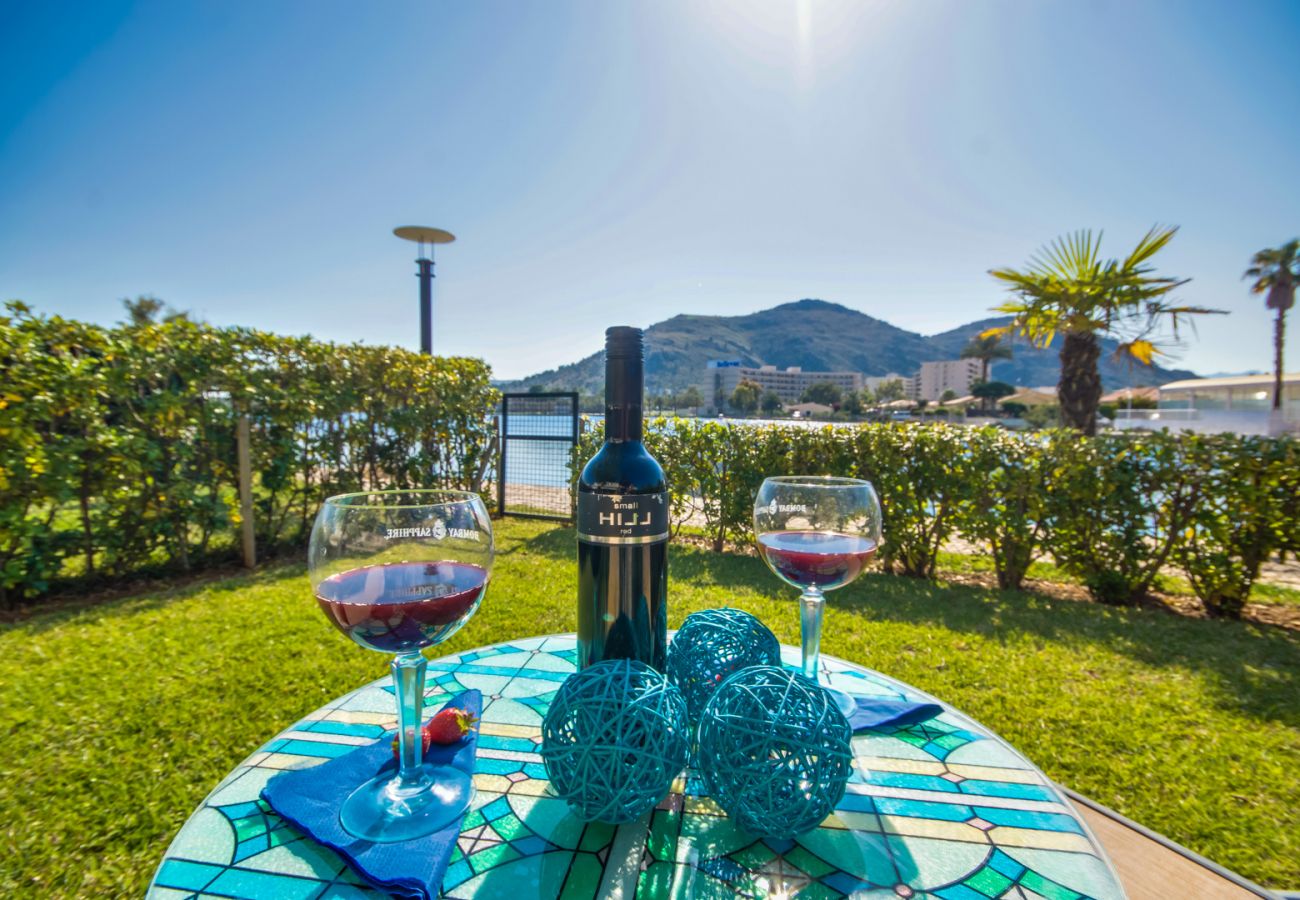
left=1042, top=431, right=1204, bottom=605
left=0, top=304, right=497, bottom=604
left=1179, top=435, right=1298, bottom=617
left=14, top=307, right=1292, bottom=622
left=573, top=420, right=861, bottom=551
left=1022, top=404, right=1060, bottom=429
left=570, top=418, right=742, bottom=545
left=0, top=306, right=114, bottom=595
left=575, top=419, right=1293, bottom=615
left=649, top=420, right=783, bottom=550
left=954, top=426, right=1051, bottom=589
left=849, top=424, right=976, bottom=578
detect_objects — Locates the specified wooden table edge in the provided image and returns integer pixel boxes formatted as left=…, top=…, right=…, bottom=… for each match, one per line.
left=1056, top=784, right=1283, bottom=900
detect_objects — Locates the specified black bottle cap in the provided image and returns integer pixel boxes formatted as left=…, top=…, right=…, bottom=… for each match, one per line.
left=605, top=326, right=643, bottom=359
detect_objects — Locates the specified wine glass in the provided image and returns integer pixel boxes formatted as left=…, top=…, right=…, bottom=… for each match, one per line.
left=753, top=476, right=881, bottom=716
left=309, top=490, right=494, bottom=842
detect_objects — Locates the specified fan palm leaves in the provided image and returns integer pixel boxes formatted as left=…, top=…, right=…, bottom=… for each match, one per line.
left=984, top=225, right=1221, bottom=434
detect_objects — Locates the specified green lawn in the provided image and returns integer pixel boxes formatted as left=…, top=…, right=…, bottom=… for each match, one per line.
left=935, top=549, right=1300, bottom=609
left=2, top=517, right=1298, bottom=895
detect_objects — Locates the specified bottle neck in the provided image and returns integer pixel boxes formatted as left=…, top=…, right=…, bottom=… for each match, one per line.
left=604, top=353, right=643, bottom=442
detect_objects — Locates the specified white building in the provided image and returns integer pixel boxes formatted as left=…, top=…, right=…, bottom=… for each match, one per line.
left=909, top=359, right=983, bottom=402
left=1113, top=373, right=1299, bottom=435
left=704, top=362, right=864, bottom=410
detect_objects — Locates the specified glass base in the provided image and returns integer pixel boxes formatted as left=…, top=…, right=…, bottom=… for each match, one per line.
left=825, top=685, right=858, bottom=720
left=339, top=764, right=474, bottom=843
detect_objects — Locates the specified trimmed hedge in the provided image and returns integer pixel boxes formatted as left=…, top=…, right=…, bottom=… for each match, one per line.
left=573, top=419, right=1299, bottom=617
left=1, top=303, right=498, bottom=603
left=8, top=295, right=1295, bottom=624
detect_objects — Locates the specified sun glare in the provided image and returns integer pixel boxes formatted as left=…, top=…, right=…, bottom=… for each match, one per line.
left=696, top=0, right=897, bottom=87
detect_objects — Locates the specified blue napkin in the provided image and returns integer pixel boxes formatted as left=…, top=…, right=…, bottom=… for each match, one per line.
left=850, top=696, right=942, bottom=732
left=261, top=689, right=482, bottom=900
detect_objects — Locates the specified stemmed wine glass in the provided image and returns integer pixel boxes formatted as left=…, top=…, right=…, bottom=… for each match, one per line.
left=309, top=490, right=494, bottom=842
left=753, top=476, right=882, bottom=716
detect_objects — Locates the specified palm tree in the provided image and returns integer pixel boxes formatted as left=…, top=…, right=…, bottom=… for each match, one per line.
left=960, top=333, right=1013, bottom=384
left=985, top=226, right=1219, bottom=435
left=1244, top=239, right=1298, bottom=412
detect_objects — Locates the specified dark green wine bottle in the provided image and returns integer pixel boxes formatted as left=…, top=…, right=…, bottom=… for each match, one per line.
left=575, top=326, right=668, bottom=671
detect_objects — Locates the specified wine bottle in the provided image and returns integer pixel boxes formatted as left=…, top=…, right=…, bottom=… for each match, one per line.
left=576, top=326, right=669, bottom=671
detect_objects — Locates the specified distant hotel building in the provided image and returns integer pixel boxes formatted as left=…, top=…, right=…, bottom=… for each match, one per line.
left=909, top=359, right=983, bottom=401
left=705, top=362, right=863, bottom=410
left=1114, top=373, right=1300, bottom=436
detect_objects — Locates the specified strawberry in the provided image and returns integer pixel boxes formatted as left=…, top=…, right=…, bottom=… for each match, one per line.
left=392, top=707, right=478, bottom=758
left=425, top=706, right=478, bottom=745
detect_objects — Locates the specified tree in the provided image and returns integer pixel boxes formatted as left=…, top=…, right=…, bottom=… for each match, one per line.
left=1244, top=238, right=1297, bottom=412
left=121, top=295, right=191, bottom=326
left=841, top=390, right=864, bottom=416
left=970, top=379, right=1015, bottom=412
left=800, top=381, right=842, bottom=406
left=122, top=296, right=165, bottom=326
left=960, top=332, right=1013, bottom=383
left=760, top=391, right=783, bottom=414
left=872, top=378, right=906, bottom=403
left=680, top=386, right=703, bottom=411
left=730, top=379, right=761, bottom=414
left=1023, top=404, right=1059, bottom=430
left=987, top=226, right=1219, bottom=435
left=939, top=389, right=958, bottom=404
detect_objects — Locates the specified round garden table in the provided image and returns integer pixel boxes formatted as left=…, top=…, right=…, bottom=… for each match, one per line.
left=150, top=635, right=1125, bottom=899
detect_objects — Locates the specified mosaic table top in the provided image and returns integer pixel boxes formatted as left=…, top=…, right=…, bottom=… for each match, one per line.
left=150, top=634, right=1125, bottom=899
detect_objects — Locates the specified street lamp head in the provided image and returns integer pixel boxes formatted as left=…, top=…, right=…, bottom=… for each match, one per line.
left=393, top=226, right=456, bottom=245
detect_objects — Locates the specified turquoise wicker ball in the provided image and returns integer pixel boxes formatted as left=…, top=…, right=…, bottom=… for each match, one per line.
left=542, top=659, right=690, bottom=823
left=666, top=608, right=781, bottom=719
left=697, top=666, right=853, bottom=838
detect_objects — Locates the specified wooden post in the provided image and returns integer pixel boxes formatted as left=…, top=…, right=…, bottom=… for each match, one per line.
left=237, top=413, right=256, bottom=569
left=497, top=399, right=508, bottom=517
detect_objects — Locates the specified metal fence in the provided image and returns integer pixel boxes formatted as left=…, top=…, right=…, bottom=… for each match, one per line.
left=497, top=392, right=580, bottom=520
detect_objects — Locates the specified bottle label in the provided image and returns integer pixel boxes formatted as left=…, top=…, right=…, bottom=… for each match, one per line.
left=577, top=491, right=669, bottom=545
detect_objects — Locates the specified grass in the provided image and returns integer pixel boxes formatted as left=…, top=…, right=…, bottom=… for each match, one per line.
left=936, top=549, right=1300, bottom=608
left=1247, top=580, right=1300, bottom=607
left=2, top=518, right=1298, bottom=895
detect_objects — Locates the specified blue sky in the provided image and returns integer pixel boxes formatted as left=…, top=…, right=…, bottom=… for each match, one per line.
left=2, top=0, right=1298, bottom=379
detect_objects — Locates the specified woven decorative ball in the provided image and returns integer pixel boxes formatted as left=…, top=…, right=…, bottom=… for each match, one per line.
left=542, top=659, right=690, bottom=823
left=697, top=665, right=853, bottom=838
left=666, top=608, right=781, bottom=719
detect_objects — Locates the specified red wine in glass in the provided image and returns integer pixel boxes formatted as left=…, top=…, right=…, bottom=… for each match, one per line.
left=310, top=489, right=493, bottom=843
left=757, top=531, right=877, bottom=591
left=753, top=476, right=882, bottom=717
left=315, top=561, right=488, bottom=654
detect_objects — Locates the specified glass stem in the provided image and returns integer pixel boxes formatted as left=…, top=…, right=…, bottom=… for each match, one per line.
left=392, top=652, right=428, bottom=789
left=800, top=586, right=825, bottom=683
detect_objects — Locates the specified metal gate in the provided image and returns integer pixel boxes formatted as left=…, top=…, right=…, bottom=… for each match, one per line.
left=497, top=392, right=580, bottom=520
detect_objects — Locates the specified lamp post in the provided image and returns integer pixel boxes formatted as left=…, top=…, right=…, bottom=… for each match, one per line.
left=393, top=226, right=456, bottom=354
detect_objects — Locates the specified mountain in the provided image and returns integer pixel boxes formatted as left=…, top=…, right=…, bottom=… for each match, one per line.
left=501, top=299, right=1197, bottom=395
